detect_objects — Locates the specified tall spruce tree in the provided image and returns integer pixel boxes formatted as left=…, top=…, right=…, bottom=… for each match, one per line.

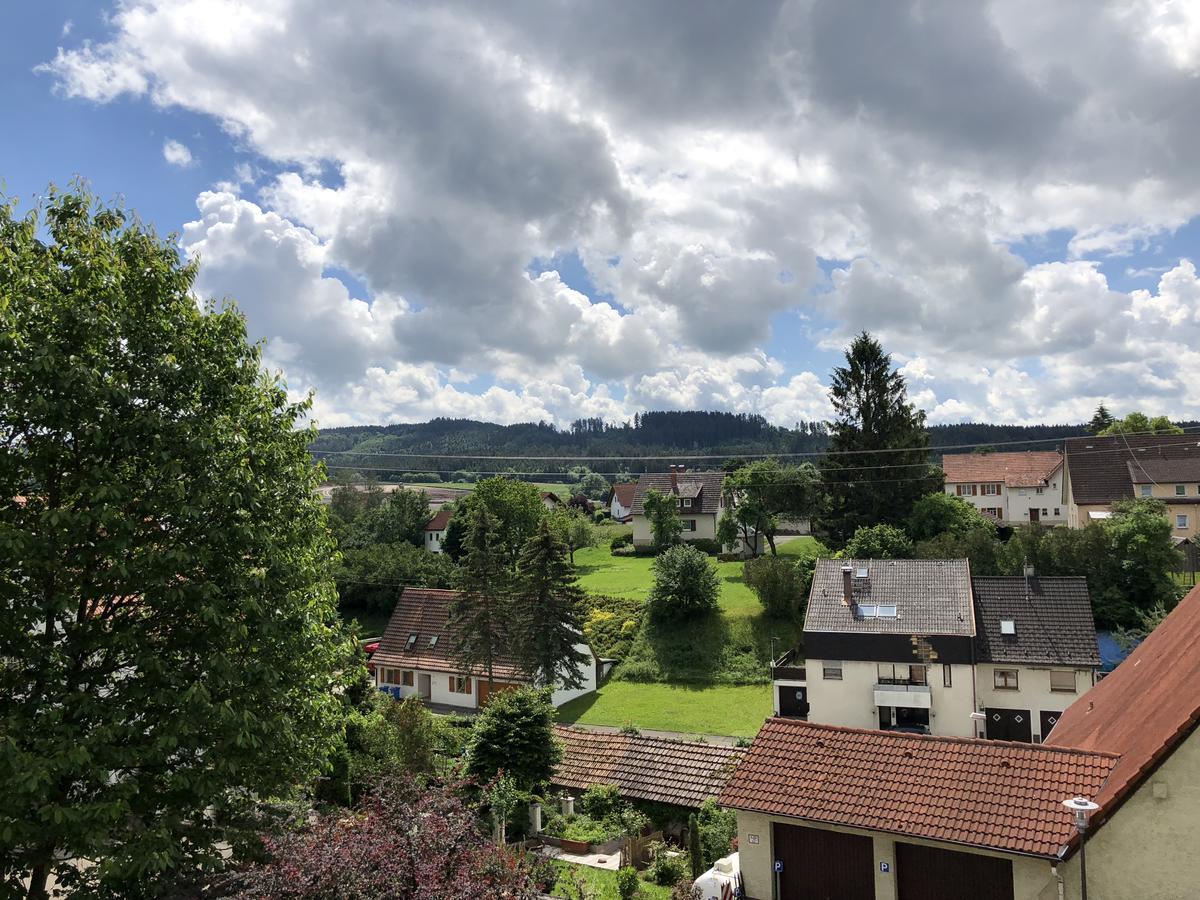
left=817, top=332, right=941, bottom=546
left=450, top=505, right=510, bottom=688
left=511, top=520, right=590, bottom=689
left=1087, top=403, right=1115, bottom=434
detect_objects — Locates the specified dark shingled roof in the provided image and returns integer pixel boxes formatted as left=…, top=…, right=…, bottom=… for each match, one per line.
left=1063, top=434, right=1200, bottom=504
left=804, top=559, right=974, bottom=636
left=971, top=576, right=1100, bottom=667
left=552, top=726, right=743, bottom=808
left=1126, top=458, right=1200, bottom=484
left=1048, top=584, right=1200, bottom=837
left=719, top=718, right=1118, bottom=859
left=630, top=471, right=724, bottom=516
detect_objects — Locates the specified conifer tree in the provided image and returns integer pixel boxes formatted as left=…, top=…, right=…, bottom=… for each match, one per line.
left=817, top=332, right=941, bottom=545
left=450, top=505, right=510, bottom=688
left=511, top=519, right=590, bottom=689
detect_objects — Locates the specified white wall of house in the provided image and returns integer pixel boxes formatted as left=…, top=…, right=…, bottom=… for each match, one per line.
left=632, top=511, right=719, bottom=545
left=610, top=495, right=632, bottom=520
left=549, top=642, right=598, bottom=706
left=805, top=659, right=979, bottom=738
left=424, top=529, right=445, bottom=553
left=944, top=475, right=1065, bottom=526
left=974, top=664, right=1096, bottom=741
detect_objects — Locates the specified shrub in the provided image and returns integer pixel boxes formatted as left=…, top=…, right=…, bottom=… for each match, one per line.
left=616, top=866, right=640, bottom=900
left=688, top=813, right=703, bottom=879
left=649, top=850, right=689, bottom=886
left=842, top=523, right=913, bottom=560
left=671, top=881, right=703, bottom=900
left=580, top=784, right=624, bottom=821
left=612, top=544, right=638, bottom=557
left=688, top=538, right=722, bottom=556
left=611, top=534, right=631, bottom=549
left=743, top=555, right=805, bottom=619
left=582, top=595, right=644, bottom=659
left=907, top=492, right=997, bottom=541
left=647, top=544, right=720, bottom=623
left=696, top=798, right=738, bottom=867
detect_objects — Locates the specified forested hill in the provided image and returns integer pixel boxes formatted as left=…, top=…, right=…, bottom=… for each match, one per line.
left=308, top=412, right=1102, bottom=480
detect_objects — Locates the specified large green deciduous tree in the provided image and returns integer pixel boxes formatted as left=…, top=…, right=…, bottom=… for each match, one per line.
left=464, top=476, right=547, bottom=563
left=511, top=520, right=590, bottom=688
left=721, top=459, right=823, bottom=556
left=642, top=489, right=683, bottom=551
left=465, top=687, right=561, bottom=792
left=906, top=492, right=997, bottom=542
left=1097, top=411, right=1183, bottom=436
left=646, top=544, right=720, bottom=623
left=0, top=186, right=354, bottom=897
left=818, top=332, right=942, bottom=545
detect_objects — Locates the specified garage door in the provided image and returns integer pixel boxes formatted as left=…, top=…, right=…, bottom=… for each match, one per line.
left=896, top=842, right=1014, bottom=900
left=772, top=823, right=873, bottom=900
left=778, top=685, right=809, bottom=718
left=985, top=708, right=1032, bottom=743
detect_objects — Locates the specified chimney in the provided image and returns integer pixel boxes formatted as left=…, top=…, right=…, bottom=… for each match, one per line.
left=841, top=564, right=853, bottom=606
left=1022, top=558, right=1035, bottom=579
left=670, top=465, right=678, bottom=491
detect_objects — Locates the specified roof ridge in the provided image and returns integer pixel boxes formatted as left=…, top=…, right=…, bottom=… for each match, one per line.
left=763, top=717, right=1121, bottom=759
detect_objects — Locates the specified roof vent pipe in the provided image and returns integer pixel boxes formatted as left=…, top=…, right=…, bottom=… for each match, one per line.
left=841, top=564, right=853, bottom=606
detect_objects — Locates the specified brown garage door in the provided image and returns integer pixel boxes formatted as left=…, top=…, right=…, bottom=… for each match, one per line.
left=772, top=823, right=874, bottom=900
left=896, top=842, right=1014, bottom=900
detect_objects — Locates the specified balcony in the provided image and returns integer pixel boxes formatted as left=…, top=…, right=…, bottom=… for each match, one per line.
left=772, top=647, right=806, bottom=683
left=873, top=682, right=932, bottom=709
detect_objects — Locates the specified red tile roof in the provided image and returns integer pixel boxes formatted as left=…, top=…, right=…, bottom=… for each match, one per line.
left=942, top=451, right=1063, bottom=488
left=552, top=726, right=744, bottom=809
left=720, top=718, right=1118, bottom=859
left=424, top=509, right=453, bottom=531
left=372, top=588, right=527, bottom=681
left=1047, top=584, right=1200, bottom=832
left=610, top=482, right=636, bottom=509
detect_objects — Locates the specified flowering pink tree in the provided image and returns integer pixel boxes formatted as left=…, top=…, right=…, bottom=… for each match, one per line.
left=232, top=779, right=552, bottom=899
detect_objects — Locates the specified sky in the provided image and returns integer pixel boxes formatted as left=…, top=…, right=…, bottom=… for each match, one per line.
left=4, top=1, right=1200, bottom=430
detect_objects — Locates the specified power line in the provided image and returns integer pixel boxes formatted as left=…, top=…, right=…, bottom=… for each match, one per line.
left=306, top=424, right=1200, bottom=462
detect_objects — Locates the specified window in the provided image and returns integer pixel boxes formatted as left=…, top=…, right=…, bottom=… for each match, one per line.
left=910, top=664, right=927, bottom=685
left=1042, top=508, right=1048, bottom=516
left=402, top=670, right=414, bottom=687
left=982, top=507, right=1002, bottom=518
left=683, top=498, right=692, bottom=508
left=450, top=676, right=472, bottom=694
left=822, top=661, right=843, bottom=680
left=993, top=669, right=1019, bottom=690
left=379, top=667, right=397, bottom=684
left=943, top=664, right=953, bottom=688
left=683, top=519, right=697, bottom=531
left=1036, top=486, right=1044, bottom=495
left=1176, top=485, right=1187, bottom=496
left=956, top=484, right=977, bottom=496
left=981, top=483, right=1001, bottom=496
left=1050, top=670, right=1076, bottom=693
left=1054, top=508, right=1060, bottom=517
left=427, top=635, right=439, bottom=648
left=876, top=664, right=925, bottom=684
left=1177, top=514, right=1189, bottom=530
left=405, top=633, right=418, bottom=650
left=1141, top=485, right=1153, bottom=497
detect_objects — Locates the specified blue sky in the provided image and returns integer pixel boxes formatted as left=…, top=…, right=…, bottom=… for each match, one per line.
left=5, top=1, right=1200, bottom=429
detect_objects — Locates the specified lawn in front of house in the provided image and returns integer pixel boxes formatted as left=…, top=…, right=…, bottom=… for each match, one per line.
left=549, top=861, right=672, bottom=900
left=556, top=680, right=772, bottom=738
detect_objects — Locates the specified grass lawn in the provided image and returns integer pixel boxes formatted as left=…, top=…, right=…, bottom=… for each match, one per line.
left=550, top=861, right=672, bottom=900
left=557, top=680, right=772, bottom=738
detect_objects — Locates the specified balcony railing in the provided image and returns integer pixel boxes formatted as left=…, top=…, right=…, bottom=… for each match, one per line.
left=876, top=677, right=929, bottom=687
left=772, top=647, right=806, bottom=683
left=873, top=682, right=931, bottom=693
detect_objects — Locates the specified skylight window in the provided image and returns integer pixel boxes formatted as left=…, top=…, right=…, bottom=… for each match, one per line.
left=1000, top=619, right=1016, bottom=635
left=405, top=633, right=418, bottom=650
left=855, top=567, right=869, bottom=579
left=876, top=605, right=897, bottom=618
left=858, top=604, right=878, bottom=617
left=428, top=635, right=439, bottom=648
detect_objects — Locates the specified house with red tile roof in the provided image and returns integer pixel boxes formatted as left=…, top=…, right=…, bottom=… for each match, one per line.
left=373, top=588, right=596, bottom=710
left=941, top=450, right=1064, bottom=525
left=423, top=508, right=453, bottom=553
left=607, top=482, right=636, bottom=522
left=728, top=584, right=1200, bottom=899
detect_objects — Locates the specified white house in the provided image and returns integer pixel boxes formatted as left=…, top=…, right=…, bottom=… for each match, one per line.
left=941, top=450, right=1064, bottom=525
left=423, top=509, right=452, bottom=554
left=782, top=558, right=1099, bottom=741
left=372, top=587, right=597, bottom=710
left=607, top=482, right=635, bottom=522
left=630, top=466, right=726, bottom=546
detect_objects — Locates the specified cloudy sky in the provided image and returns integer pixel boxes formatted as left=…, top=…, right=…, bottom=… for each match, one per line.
left=4, top=1, right=1200, bottom=429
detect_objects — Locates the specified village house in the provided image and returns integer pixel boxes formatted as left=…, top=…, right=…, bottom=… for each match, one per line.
left=551, top=725, right=743, bottom=822
left=372, top=587, right=596, bottom=710
left=607, top=482, right=635, bottom=522
left=540, top=491, right=562, bottom=510
left=941, top=450, right=1064, bottom=525
left=780, top=559, right=1099, bottom=741
left=423, top=508, right=452, bottom=554
left=630, top=466, right=726, bottom=547
left=1061, top=432, right=1200, bottom=538
left=726, top=582, right=1200, bottom=900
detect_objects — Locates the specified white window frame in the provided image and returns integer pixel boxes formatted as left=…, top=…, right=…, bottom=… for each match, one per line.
left=993, top=668, right=1019, bottom=690
left=1176, top=485, right=1187, bottom=496
left=1177, top=514, right=1189, bottom=530
left=1141, top=485, right=1153, bottom=497
left=683, top=498, right=693, bottom=508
